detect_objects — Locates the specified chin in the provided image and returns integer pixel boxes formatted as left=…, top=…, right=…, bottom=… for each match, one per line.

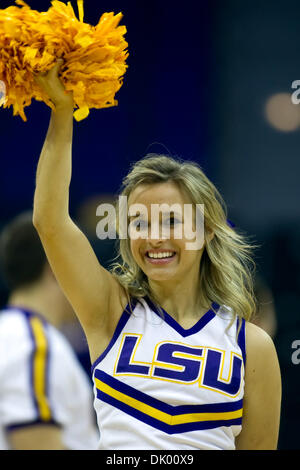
left=144, top=269, right=177, bottom=283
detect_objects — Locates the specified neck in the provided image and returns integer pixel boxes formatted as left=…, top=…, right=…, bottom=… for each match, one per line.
left=8, top=283, right=62, bottom=328
left=148, top=276, right=208, bottom=322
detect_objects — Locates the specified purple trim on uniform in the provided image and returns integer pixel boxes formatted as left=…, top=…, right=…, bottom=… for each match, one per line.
left=4, top=306, right=54, bottom=423
left=90, top=300, right=138, bottom=374
left=6, top=419, right=62, bottom=432
left=98, top=391, right=242, bottom=434
left=95, top=370, right=243, bottom=434
left=25, top=312, right=39, bottom=418
left=26, top=311, right=52, bottom=420
left=95, top=369, right=243, bottom=414
left=237, top=317, right=246, bottom=366
left=144, top=297, right=219, bottom=338
left=4, top=305, right=47, bottom=323
left=43, top=322, right=52, bottom=417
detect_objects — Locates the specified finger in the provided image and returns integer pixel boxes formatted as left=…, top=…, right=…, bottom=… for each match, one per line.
left=33, top=74, right=53, bottom=96
left=33, top=59, right=64, bottom=84
left=50, top=59, right=64, bottom=74
left=46, top=63, right=64, bottom=85
left=33, top=74, right=45, bottom=86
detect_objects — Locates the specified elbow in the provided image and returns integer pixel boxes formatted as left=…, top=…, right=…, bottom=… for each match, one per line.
left=32, top=209, right=42, bottom=232
left=32, top=210, right=49, bottom=238
left=32, top=205, right=48, bottom=233
left=33, top=190, right=45, bottom=232
left=32, top=209, right=57, bottom=239
left=33, top=206, right=69, bottom=240
left=32, top=210, right=40, bottom=230
left=33, top=189, right=69, bottom=237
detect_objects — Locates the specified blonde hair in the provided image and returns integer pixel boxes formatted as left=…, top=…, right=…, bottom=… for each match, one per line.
left=111, top=154, right=256, bottom=324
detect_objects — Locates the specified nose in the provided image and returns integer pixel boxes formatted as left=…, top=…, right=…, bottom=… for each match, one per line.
left=147, top=239, right=164, bottom=250
left=147, top=220, right=169, bottom=242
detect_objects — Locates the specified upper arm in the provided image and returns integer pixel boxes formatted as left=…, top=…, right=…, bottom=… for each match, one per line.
left=35, top=216, right=123, bottom=337
left=235, top=322, right=282, bottom=450
left=9, top=425, right=65, bottom=450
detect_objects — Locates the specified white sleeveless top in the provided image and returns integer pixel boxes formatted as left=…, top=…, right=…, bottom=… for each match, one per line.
left=91, top=298, right=246, bottom=450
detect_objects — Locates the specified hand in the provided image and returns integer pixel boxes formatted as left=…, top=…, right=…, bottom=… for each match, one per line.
left=34, top=59, right=73, bottom=110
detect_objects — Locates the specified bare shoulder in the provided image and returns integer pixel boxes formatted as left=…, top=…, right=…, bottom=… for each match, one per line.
left=245, top=321, right=276, bottom=350
left=235, top=321, right=282, bottom=449
left=245, top=322, right=279, bottom=367
left=244, top=321, right=281, bottom=386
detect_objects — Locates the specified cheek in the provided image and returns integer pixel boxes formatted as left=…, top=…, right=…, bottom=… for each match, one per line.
left=130, top=239, right=142, bottom=264
left=178, top=245, right=203, bottom=266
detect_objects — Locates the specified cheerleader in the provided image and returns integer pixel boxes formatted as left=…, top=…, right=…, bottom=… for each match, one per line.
left=32, top=62, right=281, bottom=450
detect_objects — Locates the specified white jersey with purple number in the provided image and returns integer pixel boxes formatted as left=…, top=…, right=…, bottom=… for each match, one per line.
left=92, top=297, right=246, bottom=450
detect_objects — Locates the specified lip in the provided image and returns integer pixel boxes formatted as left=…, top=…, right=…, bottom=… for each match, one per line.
left=144, top=251, right=177, bottom=265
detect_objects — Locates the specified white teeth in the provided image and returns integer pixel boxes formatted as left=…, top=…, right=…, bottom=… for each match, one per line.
left=147, top=251, right=175, bottom=259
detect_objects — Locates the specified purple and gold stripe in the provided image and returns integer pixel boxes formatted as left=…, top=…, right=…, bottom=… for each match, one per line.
left=26, top=314, right=52, bottom=422
left=94, top=370, right=243, bottom=434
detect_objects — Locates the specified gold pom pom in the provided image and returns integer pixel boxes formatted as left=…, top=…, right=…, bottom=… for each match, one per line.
left=0, top=0, right=128, bottom=121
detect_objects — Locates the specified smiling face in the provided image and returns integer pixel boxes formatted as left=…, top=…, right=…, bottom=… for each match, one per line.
left=127, top=181, right=206, bottom=286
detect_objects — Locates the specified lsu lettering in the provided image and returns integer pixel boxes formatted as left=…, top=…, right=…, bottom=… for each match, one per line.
left=114, top=334, right=243, bottom=397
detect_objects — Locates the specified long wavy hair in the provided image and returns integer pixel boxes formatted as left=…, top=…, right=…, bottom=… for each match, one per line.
left=110, top=154, right=256, bottom=324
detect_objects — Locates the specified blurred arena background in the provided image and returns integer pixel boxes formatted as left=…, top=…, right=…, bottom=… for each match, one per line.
left=0, top=0, right=299, bottom=449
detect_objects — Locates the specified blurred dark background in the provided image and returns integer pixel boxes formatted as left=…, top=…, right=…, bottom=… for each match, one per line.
left=0, top=0, right=299, bottom=449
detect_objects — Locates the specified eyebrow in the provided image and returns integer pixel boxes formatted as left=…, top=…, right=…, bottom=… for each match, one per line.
left=128, top=214, right=147, bottom=221
left=128, top=211, right=183, bottom=221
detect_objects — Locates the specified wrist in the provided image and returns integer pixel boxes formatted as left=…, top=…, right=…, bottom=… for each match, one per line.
left=52, top=102, right=74, bottom=121
left=54, top=101, right=74, bottom=112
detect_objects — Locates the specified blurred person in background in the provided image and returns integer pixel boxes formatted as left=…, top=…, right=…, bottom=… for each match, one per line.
left=0, top=212, right=99, bottom=450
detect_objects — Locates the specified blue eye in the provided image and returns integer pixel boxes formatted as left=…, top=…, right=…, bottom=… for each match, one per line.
left=163, top=217, right=181, bottom=226
left=132, top=219, right=148, bottom=230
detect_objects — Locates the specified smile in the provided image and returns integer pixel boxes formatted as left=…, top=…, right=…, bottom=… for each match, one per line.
left=145, top=251, right=177, bottom=264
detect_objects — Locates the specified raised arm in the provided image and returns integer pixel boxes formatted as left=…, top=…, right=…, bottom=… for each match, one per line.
left=33, top=62, right=126, bottom=361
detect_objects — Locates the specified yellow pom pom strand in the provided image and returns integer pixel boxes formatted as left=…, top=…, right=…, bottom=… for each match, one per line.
left=73, top=105, right=89, bottom=121
left=77, top=0, right=84, bottom=22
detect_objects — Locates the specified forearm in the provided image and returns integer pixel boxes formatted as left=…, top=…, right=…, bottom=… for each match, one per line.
left=33, top=103, right=74, bottom=231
